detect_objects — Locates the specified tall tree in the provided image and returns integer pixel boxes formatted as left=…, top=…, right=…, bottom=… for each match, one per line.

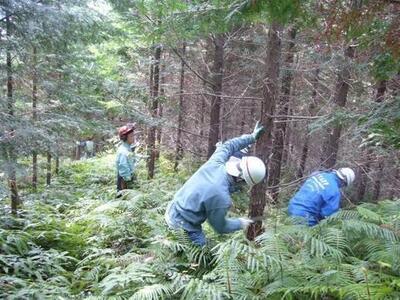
left=268, top=27, right=297, bottom=202
left=247, top=22, right=282, bottom=240
left=174, top=42, right=186, bottom=171
left=357, top=80, right=387, bottom=201
left=5, top=11, right=20, bottom=213
left=206, top=34, right=225, bottom=158
left=297, top=68, right=319, bottom=178
left=147, top=45, right=162, bottom=179
left=32, top=46, right=38, bottom=191
left=46, top=152, right=52, bottom=186
left=321, top=44, right=355, bottom=169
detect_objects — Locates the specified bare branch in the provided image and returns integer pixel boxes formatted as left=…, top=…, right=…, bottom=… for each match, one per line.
left=170, top=47, right=216, bottom=88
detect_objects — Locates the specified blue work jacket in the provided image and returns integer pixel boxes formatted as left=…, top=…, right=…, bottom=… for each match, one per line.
left=288, top=171, right=343, bottom=225
left=169, top=134, right=255, bottom=234
left=116, top=142, right=137, bottom=181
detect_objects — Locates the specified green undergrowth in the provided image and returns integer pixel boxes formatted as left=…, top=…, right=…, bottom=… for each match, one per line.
left=0, top=154, right=399, bottom=299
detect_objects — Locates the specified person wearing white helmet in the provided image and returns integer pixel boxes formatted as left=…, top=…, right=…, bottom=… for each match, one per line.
left=165, top=122, right=267, bottom=246
left=288, top=167, right=355, bottom=225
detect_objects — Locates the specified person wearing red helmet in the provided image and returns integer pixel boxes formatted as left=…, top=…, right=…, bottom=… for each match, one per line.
left=116, top=123, right=137, bottom=194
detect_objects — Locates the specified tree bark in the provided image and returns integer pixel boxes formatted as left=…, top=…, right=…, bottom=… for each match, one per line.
left=32, top=46, right=38, bottom=191
left=389, top=166, right=399, bottom=200
left=297, top=68, right=319, bottom=178
left=206, top=34, right=225, bottom=158
left=174, top=42, right=186, bottom=171
left=357, top=80, right=387, bottom=202
left=200, top=96, right=206, bottom=138
left=268, top=27, right=297, bottom=202
left=55, top=155, right=60, bottom=175
left=6, top=12, right=20, bottom=213
left=46, top=152, right=52, bottom=185
left=147, top=45, right=162, bottom=179
left=372, top=160, right=384, bottom=201
left=321, top=46, right=355, bottom=169
left=247, top=23, right=282, bottom=240
left=155, top=60, right=165, bottom=162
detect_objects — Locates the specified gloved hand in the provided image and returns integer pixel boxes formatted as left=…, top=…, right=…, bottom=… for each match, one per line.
left=252, top=121, right=265, bottom=140
left=239, top=217, right=254, bottom=229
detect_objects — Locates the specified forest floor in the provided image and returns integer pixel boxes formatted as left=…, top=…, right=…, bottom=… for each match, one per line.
left=0, top=154, right=399, bottom=299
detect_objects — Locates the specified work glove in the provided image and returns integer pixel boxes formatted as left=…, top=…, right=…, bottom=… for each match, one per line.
left=239, top=217, right=254, bottom=229
left=252, top=121, right=265, bottom=140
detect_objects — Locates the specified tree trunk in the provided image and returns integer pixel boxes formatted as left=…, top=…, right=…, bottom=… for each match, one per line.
left=206, top=34, right=225, bottom=158
left=357, top=80, right=387, bottom=202
left=200, top=95, right=206, bottom=138
left=389, top=166, right=399, bottom=200
left=155, top=60, right=165, bottom=162
left=55, top=153, right=60, bottom=175
left=32, top=46, right=38, bottom=191
left=75, top=144, right=81, bottom=160
left=297, top=68, right=319, bottom=178
left=174, top=42, right=186, bottom=171
left=372, top=160, right=384, bottom=202
left=46, top=152, right=52, bottom=185
left=6, top=13, right=20, bottom=213
left=321, top=45, right=355, bottom=169
left=155, top=104, right=163, bottom=160
left=268, top=27, right=296, bottom=202
left=247, top=23, right=282, bottom=240
left=147, top=45, right=162, bottom=179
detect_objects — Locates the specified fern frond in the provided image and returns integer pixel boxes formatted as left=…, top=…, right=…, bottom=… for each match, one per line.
left=129, top=283, right=172, bottom=300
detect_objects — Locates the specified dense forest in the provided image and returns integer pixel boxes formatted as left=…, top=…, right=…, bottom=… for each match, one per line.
left=1, top=0, right=399, bottom=299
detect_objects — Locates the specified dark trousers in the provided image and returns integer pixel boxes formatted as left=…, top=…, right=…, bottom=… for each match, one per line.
left=116, top=174, right=137, bottom=192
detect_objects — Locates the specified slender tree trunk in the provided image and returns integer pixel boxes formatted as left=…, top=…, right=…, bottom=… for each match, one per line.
left=75, top=144, right=81, bottom=160
left=206, top=34, right=225, bottom=158
left=321, top=45, right=355, bottom=168
left=155, top=60, right=165, bottom=162
left=200, top=96, right=206, bottom=138
left=268, top=27, right=296, bottom=202
left=32, top=153, right=38, bottom=189
left=372, top=160, right=384, bottom=201
left=356, top=150, right=372, bottom=202
left=55, top=152, right=59, bottom=175
left=247, top=23, right=282, bottom=240
left=357, top=80, right=387, bottom=202
left=147, top=45, right=162, bottom=179
left=32, top=46, right=38, bottom=191
left=297, top=68, right=319, bottom=178
left=155, top=104, right=163, bottom=160
left=239, top=119, right=245, bottom=135
left=281, top=107, right=292, bottom=166
left=6, top=12, right=20, bottom=213
left=46, top=152, right=52, bottom=185
left=389, top=166, right=399, bottom=199
left=174, top=42, right=186, bottom=171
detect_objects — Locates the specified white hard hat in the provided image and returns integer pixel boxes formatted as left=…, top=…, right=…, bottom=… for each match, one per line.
left=336, top=167, right=355, bottom=186
left=226, top=156, right=266, bottom=186
left=225, top=156, right=241, bottom=177
left=240, top=156, right=266, bottom=186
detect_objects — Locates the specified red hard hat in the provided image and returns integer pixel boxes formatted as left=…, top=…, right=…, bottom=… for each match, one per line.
left=118, top=123, right=135, bottom=138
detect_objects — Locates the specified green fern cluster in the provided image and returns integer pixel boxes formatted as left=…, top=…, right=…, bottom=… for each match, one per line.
left=1, top=155, right=399, bottom=299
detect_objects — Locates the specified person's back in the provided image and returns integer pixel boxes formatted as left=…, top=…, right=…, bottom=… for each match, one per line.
left=172, top=157, right=233, bottom=232
left=288, top=171, right=341, bottom=225
left=85, top=140, right=94, bottom=158
left=165, top=122, right=267, bottom=246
